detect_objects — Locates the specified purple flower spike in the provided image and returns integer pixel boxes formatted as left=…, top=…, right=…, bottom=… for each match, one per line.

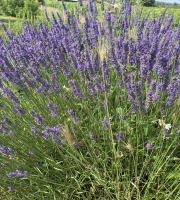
left=0, top=86, right=20, bottom=104
left=48, top=101, right=58, bottom=117
left=89, top=132, right=96, bottom=142
left=14, top=104, right=25, bottom=115
left=16, top=169, right=23, bottom=177
left=73, top=140, right=77, bottom=146
left=89, top=132, right=93, bottom=139
left=103, top=117, right=109, bottom=130
left=29, top=109, right=45, bottom=127
left=44, top=9, right=50, bottom=21
left=115, top=132, right=120, bottom=142
left=119, top=114, right=125, bottom=120
left=6, top=172, right=15, bottom=177
left=120, top=131, right=123, bottom=139
left=109, top=114, right=113, bottom=120
left=68, top=109, right=80, bottom=125
left=78, top=0, right=83, bottom=6
left=8, top=131, right=14, bottom=136
left=8, top=186, right=14, bottom=191
left=146, top=142, right=152, bottom=150
left=24, top=171, right=27, bottom=176
left=0, top=164, right=5, bottom=168
left=7, top=169, right=27, bottom=178
left=0, top=145, right=15, bottom=156
left=101, top=0, right=104, bottom=11
left=29, top=149, right=34, bottom=155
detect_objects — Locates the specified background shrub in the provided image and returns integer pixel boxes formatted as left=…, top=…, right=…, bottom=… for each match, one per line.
left=141, top=0, right=155, bottom=7
left=0, top=0, right=24, bottom=17
left=16, top=0, right=39, bottom=19
left=0, top=0, right=40, bottom=17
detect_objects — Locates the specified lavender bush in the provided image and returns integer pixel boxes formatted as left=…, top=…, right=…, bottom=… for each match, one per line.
left=0, top=0, right=180, bottom=199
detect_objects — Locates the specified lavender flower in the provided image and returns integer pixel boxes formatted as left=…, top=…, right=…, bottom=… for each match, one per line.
left=48, top=101, right=58, bottom=117
left=13, top=104, right=25, bottom=115
left=29, top=109, right=45, bottom=127
left=6, top=172, right=15, bottom=177
left=2, top=114, right=12, bottom=124
left=101, top=0, right=104, bottom=11
left=161, top=103, right=166, bottom=117
left=89, top=132, right=94, bottom=139
left=109, top=114, right=113, bottom=120
left=78, top=0, right=83, bottom=6
left=163, top=126, right=168, bottom=139
left=68, top=80, right=81, bottom=98
left=115, top=132, right=120, bottom=142
left=103, top=117, right=109, bottom=130
left=166, top=76, right=180, bottom=106
left=0, top=145, right=15, bottom=156
left=68, top=109, right=80, bottom=125
left=119, top=114, right=125, bottom=120
left=29, top=149, right=34, bottom=155
left=73, top=140, right=77, bottom=146
left=64, top=92, right=70, bottom=102
left=8, top=131, right=14, bottom=136
left=145, top=80, right=156, bottom=110
left=6, top=169, right=27, bottom=178
left=89, top=132, right=96, bottom=142
left=0, top=164, right=5, bottom=168
left=146, top=142, right=152, bottom=150
left=120, top=131, right=123, bottom=139
left=8, top=186, right=14, bottom=190
left=44, top=9, right=50, bottom=21
left=0, top=86, right=20, bottom=103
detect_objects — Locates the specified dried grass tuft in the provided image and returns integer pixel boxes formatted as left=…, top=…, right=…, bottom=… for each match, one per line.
left=125, top=143, right=132, bottom=151
left=61, top=122, right=73, bottom=147
left=99, top=41, right=107, bottom=62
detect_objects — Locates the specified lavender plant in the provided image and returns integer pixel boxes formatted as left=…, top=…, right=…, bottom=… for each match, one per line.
left=0, top=0, right=180, bottom=199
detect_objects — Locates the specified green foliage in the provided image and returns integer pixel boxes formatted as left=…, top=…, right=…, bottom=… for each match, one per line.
left=38, top=0, right=45, bottom=5
left=16, top=0, right=39, bottom=19
left=45, top=0, right=78, bottom=8
left=0, top=0, right=39, bottom=17
left=141, top=0, right=155, bottom=7
left=155, top=1, right=180, bottom=9
left=0, top=0, right=24, bottom=17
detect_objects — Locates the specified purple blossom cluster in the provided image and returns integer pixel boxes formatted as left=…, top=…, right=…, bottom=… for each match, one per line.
left=0, top=1, right=179, bottom=116
left=0, top=116, right=15, bottom=135
left=29, top=109, right=45, bottom=127
left=68, top=109, right=80, bottom=125
left=115, top=131, right=123, bottom=142
left=6, top=169, right=27, bottom=177
left=89, top=131, right=96, bottom=142
left=30, top=124, right=64, bottom=143
left=146, top=142, right=152, bottom=150
left=0, top=145, right=15, bottom=156
left=48, top=101, right=58, bottom=117
left=0, top=164, right=5, bottom=168
left=103, top=117, right=109, bottom=130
